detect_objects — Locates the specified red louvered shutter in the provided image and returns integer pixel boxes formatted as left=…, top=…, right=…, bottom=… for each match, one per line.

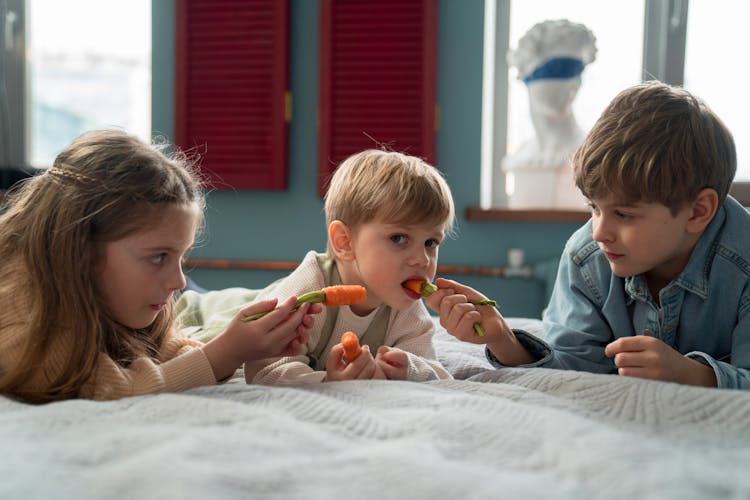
left=318, top=0, right=437, bottom=196
left=175, top=0, right=289, bottom=190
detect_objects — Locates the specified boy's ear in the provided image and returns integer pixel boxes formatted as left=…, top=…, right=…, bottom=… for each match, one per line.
left=328, top=220, right=355, bottom=261
left=686, top=188, right=719, bottom=234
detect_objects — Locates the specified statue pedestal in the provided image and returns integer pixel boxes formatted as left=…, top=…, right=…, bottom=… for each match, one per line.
left=502, top=159, right=585, bottom=210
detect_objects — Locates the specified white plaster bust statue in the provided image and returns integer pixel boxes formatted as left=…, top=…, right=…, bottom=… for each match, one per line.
left=501, top=19, right=597, bottom=209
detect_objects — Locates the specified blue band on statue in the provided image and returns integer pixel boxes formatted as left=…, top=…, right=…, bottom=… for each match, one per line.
left=522, top=57, right=585, bottom=85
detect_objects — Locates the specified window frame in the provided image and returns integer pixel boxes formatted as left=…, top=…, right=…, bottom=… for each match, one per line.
left=480, top=0, right=749, bottom=209
left=0, top=0, right=153, bottom=187
left=0, top=0, right=27, bottom=174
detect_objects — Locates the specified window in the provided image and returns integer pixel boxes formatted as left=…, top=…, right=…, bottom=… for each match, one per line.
left=27, top=0, right=150, bottom=167
left=684, top=0, right=750, bottom=181
left=505, top=1, right=644, bottom=164
left=481, top=0, right=749, bottom=209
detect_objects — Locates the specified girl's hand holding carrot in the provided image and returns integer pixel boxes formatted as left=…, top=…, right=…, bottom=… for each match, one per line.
left=242, top=285, right=366, bottom=322
left=203, top=296, right=320, bottom=381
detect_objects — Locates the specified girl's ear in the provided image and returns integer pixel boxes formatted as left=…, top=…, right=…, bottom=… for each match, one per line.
left=328, top=220, right=355, bottom=261
left=686, top=188, right=719, bottom=234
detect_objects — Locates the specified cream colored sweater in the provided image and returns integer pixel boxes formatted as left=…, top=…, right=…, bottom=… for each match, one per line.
left=241, top=251, right=451, bottom=385
left=0, top=260, right=216, bottom=401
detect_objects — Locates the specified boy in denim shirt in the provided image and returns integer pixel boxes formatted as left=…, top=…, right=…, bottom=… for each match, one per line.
left=427, top=81, right=749, bottom=389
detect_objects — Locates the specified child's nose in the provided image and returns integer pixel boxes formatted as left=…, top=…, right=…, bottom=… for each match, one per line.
left=592, top=215, right=613, bottom=243
left=409, top=247, right=430, bottom=267
left=167, top=264, right=188, bottom=292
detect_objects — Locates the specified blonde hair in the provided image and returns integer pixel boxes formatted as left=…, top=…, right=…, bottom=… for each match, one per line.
left=324, top=149, right=455, bottom=256
left=574, top=81, right=736, bottom=214
left=0, top=129, right=205, bottom=403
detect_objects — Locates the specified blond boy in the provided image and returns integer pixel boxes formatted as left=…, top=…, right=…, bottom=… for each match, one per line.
left=244, top=150, right=455, bottom=384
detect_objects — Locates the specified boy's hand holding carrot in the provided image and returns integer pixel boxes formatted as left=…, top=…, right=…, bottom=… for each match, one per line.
left=324, top=332, right=386, bottom=382
left=424, top=278, right=510, bottom=344
left=425, top=278, right=536, bottom=366
left=405, top=278, right=495, bottom=336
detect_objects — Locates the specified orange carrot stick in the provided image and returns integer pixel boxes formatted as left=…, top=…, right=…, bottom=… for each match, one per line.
left=341, top=331, right=362, bottom=362
left=403, top=279, right=432, bottom=295
left=242, top=284, right=367, bottom=322
left=321, top=285, right=367, bottom=307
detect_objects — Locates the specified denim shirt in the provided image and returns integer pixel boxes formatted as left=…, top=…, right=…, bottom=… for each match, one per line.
left=489, top=196, right=750, bottom=390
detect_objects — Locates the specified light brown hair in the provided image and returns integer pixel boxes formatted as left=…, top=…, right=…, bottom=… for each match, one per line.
left=573, top=81, right=736, bottom=214
left=323, top=149, right=455, bottom=256
left=0, top=129, right=204, bottom=403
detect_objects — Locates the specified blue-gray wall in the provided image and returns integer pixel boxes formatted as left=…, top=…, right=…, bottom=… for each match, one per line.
left=152, top=0, right=582, bottom=319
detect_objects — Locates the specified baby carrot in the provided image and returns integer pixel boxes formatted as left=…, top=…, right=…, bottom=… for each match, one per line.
left=242, top=285, right=367, bottom=322
left=321, top=285, right=367, bottom=307
left=341, top=331, right=362, bottom=362
left=403, top=279, right=496, bottom=306
left=403, top=279, right=497, bottom=336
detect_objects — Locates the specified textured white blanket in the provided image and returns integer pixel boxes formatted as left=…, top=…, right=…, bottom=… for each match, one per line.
left=2, top=321, right=749, bottom=499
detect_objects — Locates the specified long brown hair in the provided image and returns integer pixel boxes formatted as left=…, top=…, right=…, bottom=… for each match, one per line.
left=0, top=129, right=205, bottom=402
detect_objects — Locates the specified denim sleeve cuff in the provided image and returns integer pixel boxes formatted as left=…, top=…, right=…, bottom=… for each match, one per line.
left=685, top=351, right=734, bottom=389
left=485, top=329, right=553, bottom=368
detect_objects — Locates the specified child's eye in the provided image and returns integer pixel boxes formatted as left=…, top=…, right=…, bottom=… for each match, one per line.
left=425, top=238, right=440, bottom=249
left=614, top=210, right=632, bottom=220
left=149, top=253, right=168, bottom=265
left=390, top=234, right=408, bottom=245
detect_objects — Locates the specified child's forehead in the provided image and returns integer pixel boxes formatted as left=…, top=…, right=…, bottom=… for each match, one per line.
left=369, top=218, right=446, bottom=234
left=589, top=195, right=663, bottom=210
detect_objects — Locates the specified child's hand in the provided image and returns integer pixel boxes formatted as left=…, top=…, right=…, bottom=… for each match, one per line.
left=279, top=303, right=321, bottom=357
left=425, top=278, right=534, bottom=366
left=375, top=346, right=408, bottom=380
left=424, top=278, right=511, bottom=344
left=324, top=344, right=384, bottom=382
left=605, top=336, right=718, bottom=387
left=203, top=296, right=318, bottom=381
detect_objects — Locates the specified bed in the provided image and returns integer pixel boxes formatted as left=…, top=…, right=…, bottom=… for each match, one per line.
left=2, top=318, right=749, bottom=499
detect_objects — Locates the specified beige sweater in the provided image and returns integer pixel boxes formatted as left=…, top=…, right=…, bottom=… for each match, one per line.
left=0, top=261, right=216, bottom=401
left=243, top=251, right=452, bottom=385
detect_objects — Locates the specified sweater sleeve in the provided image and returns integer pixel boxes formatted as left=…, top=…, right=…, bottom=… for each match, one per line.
left=80, top=333, right=217, bottom=400
left=244, top=251, right=330, bottom=385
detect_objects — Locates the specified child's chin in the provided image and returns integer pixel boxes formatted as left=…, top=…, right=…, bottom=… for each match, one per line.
left=609, top=265, right=637, bottom=278
left=125, top=315, right=158, bottom=330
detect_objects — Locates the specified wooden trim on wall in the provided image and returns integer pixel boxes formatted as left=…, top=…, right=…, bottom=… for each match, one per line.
left=465, top=206, right=591, bottom=223
left=185, top=258, right=529, bottom=278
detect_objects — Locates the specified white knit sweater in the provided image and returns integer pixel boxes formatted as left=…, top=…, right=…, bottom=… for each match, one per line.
left=243, top=251, right=452, bottom=385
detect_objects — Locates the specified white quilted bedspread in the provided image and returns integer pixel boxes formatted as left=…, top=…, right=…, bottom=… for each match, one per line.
left=2, top=320, right=749, bottom=499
